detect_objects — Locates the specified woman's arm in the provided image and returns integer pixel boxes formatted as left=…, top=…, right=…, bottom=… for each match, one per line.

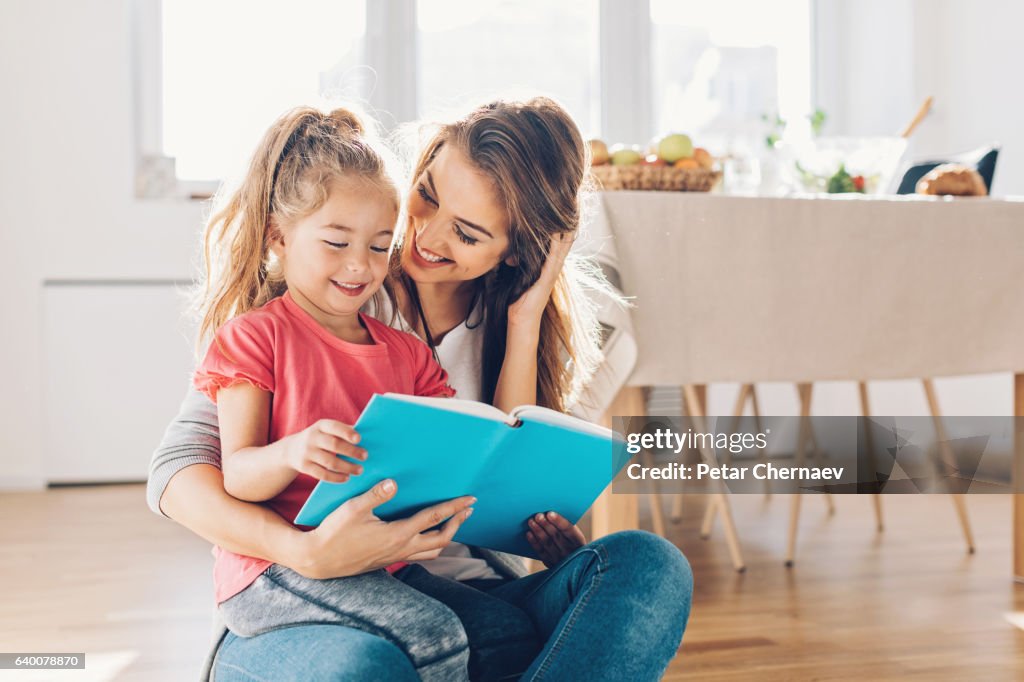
left=148, top=385, right=306, bottom=563
left=493, top=234, right=574, bottom=412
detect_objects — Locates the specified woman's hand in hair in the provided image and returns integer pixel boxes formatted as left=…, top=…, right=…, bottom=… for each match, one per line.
left=291, top=479, right=475, bottom=579
left=526, top=511, right=587, bottom=568
left=507, top=231, right=575, bottom=333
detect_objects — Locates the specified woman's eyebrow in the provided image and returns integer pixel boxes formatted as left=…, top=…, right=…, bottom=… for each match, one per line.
left=426, top=170, right=495, bottom=239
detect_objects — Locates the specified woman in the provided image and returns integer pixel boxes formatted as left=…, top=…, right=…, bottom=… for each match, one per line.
left=148, top=97, right=692, bottom=681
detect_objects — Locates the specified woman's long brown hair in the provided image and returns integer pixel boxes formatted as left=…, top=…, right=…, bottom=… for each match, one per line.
left=391, top=98, right=608, bottom=413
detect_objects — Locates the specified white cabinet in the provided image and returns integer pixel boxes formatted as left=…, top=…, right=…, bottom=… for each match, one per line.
left=42, top=283, right=197, bottom=483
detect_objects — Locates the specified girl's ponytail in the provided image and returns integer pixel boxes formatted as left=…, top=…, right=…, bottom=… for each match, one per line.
left=195, top=106, right=396, bottom=351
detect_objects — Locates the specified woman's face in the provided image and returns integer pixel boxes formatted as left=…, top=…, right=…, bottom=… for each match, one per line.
left=402, top=144, right=512, bottom=285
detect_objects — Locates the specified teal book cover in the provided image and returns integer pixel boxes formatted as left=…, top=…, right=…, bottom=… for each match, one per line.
left=294, top=394, right=633, bottom=558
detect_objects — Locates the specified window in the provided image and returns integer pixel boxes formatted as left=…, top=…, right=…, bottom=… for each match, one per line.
left=650, top=0, right=812, bottom=146
left=148, top=0, right=813, bottom=188
left=161, top=0, right=365, bottom=182
left=416, top=0, right=600, bottom=137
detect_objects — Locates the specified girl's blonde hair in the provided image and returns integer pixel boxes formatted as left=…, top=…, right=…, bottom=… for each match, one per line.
left=391, top=97, right=610, bottom=413
left=195, top=106, right=398, bottom=348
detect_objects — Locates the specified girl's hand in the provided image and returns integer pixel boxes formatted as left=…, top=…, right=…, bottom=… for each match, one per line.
left=507, top=232, right=575, bottom=331
left=283, top=419, right=367, bottom=483
left=526, top=511, right=586, bottom=568
left=293, top=479, right=475, bottom=579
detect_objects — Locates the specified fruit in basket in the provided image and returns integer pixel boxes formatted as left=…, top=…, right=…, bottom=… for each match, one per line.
left=610, top=144, right=643, bottom=166
left=589, top=139, right=610, bottom=166
left=656, top=133, right=694, bottom=163
left=693, top=147, right=713, bottom=170
left=643, top=154, right=667, bottom=166
left=674, top=158, right=700, bottom=170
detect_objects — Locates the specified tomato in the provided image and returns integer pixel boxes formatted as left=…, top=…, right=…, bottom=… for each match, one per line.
left=853, top=175, right=866, bottom=191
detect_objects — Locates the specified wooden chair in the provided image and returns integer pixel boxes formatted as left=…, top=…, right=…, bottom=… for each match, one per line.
left=690, top=381, right=974, bottom=566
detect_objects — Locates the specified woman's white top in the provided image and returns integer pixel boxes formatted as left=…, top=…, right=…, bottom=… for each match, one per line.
left=368, top=296, right=501, bottom=581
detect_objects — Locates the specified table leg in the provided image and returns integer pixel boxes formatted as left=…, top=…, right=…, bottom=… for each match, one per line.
left=591, top=386, right=644, bottom=539
left=1015, top=373, right=1024, bottom=582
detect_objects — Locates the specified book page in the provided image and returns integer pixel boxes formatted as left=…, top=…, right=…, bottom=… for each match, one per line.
left=509, top=405, right=614, bottom=439
left=381, top=393, right=515, bottom=425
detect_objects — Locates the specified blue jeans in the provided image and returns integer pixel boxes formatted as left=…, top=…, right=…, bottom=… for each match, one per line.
left=215, top=531, right=692, bottom=681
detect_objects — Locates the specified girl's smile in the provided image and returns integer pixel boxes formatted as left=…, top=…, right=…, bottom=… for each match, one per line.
left=272, top=179, right=397, bottom=339
left=330, top=280, right=370, bottom=297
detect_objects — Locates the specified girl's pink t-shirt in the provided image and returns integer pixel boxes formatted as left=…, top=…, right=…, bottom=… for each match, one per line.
left=194, top=291, right=454, bottom=603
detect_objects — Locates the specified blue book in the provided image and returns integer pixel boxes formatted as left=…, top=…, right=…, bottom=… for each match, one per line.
left=294, top=393, right=633, bottom=558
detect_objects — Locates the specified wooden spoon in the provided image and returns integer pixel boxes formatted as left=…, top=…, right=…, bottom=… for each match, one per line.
left=900, top=96, right=934, bottom=138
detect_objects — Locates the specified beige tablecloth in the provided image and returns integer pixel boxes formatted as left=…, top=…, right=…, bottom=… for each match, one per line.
left=592, top=192, right=1024, bottom=386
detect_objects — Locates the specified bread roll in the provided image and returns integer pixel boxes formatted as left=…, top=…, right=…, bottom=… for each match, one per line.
left=915, top=163, right=987, bottom=196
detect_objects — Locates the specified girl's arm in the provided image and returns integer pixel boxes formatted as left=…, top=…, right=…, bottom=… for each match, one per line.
left=149, top=385, right=473, bottom=578
left=217, top=383, right=364, bottom=502
left=493, top=233, right=574, bottom=412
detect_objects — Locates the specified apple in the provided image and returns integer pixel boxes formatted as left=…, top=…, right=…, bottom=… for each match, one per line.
left=657, top=133, right=694, bottom=164
left=643, top=154, right=667, bottom=167
left=589, top=139, right=610, bottom=166
left=610, top=144, right=643, bottom=166
left=693, top=147, right=713, bottom=170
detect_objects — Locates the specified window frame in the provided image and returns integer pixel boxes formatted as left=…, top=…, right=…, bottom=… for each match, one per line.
left=134, top=0, right=817, bottom=199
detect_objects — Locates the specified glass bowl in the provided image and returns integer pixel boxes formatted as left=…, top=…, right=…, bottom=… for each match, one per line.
left=786, top=136, right=908, bottom=195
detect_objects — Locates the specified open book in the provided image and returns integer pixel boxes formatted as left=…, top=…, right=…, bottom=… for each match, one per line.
left=294, top=394, right=633, bottom=558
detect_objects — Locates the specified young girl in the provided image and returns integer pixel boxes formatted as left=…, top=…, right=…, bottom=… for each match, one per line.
left=191, top=106, right=524, bottom=682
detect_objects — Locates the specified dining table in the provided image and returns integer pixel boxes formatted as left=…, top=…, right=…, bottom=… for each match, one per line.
left=584, top=191, right=1024, bottom=581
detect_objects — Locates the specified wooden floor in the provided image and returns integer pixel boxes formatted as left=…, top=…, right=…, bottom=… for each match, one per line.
left=1, top=486, right=1023, bottom=681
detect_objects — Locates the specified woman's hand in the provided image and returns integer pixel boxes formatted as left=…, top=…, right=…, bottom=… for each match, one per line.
left=291, top=479, right=475, bottom=579
left=283, top=419, right=367, bottom=483
left=507, top=231, right=575, bottom=331
left=526, top=511, right=586, bottom=568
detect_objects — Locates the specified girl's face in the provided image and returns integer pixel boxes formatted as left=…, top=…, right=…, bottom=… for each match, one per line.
left=273, top=180, right=397, bottom=331
left=402, top=144, right=512, bottom=285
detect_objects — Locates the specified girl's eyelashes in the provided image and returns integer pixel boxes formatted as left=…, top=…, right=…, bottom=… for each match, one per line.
left=325, top=240, right=389, bottom=253
left=453, top=224, right=478, bottom=245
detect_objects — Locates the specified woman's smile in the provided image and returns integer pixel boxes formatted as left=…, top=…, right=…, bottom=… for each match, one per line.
left=411, top=229, right=454, bottom=268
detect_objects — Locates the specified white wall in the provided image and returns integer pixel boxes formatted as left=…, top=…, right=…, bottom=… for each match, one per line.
left=0, top=1, right=202, bottom=487
left=0, top=0, right=1019, bottom=487
left=816, top=0, right=1024, bottom=196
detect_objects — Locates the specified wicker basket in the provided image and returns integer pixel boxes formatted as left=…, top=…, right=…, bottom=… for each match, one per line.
left=589, top=164, right=721, bottom=192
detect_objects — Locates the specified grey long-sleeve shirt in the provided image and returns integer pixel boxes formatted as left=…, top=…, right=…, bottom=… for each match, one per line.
left=147, top=384, right=527, bottom=680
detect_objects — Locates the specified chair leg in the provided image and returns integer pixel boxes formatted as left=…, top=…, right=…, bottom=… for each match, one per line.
left=642, top=447, right=667, bottom=537
left=675, top=384, right=709, bottom=524
left=785, top=383, right=814, bottom=567
left=683, top=384, right=746, bottom=572
left=748, top=386, right=771, bottom=499
left=698, top=383, right=753, bottom=536
left=808, top=423, right=835, bottom=515
left=859, top=381, right=884, bottom=532
left=921, top=378, right=975, bottom=554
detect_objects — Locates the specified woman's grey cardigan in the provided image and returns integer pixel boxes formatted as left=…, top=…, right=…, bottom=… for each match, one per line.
left=147, top=386, right=528, bottom=681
